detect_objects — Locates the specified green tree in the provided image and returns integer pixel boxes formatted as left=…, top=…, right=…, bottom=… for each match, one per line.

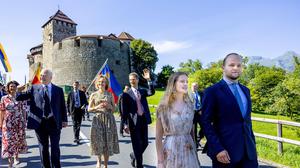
left=130, top=39, right=159, bottom=76
left=178, top=59, right=202, bottom=74
left=267, top=57, right=300, bottom=120
left=240, top=63, right=266, bottom=86
left=157, top=65, right=175, bottom=88
left=248, top=67, right=286, bottom=113
left=189, top=66, right=222, bottom=91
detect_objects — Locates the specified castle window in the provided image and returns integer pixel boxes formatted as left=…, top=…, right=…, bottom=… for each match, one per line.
left=97, top=39, right=102, bottom=47
left=116, top=60, right=120, bottom=65
left=75, top=39, right=80, bottom=47
left=58, top=42, right=62, bottom=49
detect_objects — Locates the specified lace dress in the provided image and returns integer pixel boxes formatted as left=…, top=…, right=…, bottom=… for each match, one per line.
left=88, top=91, right=119, bottom=156
left=157, top=104, right=200, bottom=168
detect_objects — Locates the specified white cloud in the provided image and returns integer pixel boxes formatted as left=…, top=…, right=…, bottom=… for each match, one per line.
left=152, top=40, right=192, bottom=54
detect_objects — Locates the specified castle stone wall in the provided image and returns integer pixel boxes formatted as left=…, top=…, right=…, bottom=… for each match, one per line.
left=51, top=37, right=130, bottom=90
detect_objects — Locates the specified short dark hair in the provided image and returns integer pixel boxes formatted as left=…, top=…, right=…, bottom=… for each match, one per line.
left=6, top=80, right=19, bottom=94
left=223, top=53, right=243, bottom=66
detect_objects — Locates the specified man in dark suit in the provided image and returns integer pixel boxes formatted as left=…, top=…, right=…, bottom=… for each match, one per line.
left=118, top=85, right=130, bottom=137
left=67, top=81, right=88, bottom=144
left=122, top=70, right=155, bottom=168
left=200, top=53, right=258, bottom=168
left=190, top=82, right=204, bottom=148
left=17, top=69, right=68, bottom=168
left=0, top=83, right=6, bottom=99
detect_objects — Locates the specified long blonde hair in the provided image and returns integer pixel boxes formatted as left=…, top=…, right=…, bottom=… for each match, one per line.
left=157, top=72, right=192, bottom=115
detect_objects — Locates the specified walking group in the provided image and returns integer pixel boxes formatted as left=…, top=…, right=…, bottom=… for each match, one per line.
left=0, top=53, right=259, bottom=168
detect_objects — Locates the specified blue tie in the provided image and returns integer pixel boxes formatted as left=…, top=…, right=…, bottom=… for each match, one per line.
left=74, top=91, right=80, bottom=108
left=194, top=93, right=200, bottom=110
left=231, top=83, right=245, bottom=117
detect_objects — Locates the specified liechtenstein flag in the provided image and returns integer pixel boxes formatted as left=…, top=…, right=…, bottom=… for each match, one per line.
left=100, top=63, right=122, bottom=103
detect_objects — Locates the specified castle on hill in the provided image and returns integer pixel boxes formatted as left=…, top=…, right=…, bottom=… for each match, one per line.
left=27, top=10, right=133, bottom=89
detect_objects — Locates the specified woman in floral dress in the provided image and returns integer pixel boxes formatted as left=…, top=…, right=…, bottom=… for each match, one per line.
left=156, top=72, right=200, bottom=168
left=0, top=81, right=27, bottom=167
left=88, top=75, right=119, bottom=168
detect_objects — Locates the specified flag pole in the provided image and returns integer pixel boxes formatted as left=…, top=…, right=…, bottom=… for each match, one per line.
left=86, top=58, right=108, bottom=92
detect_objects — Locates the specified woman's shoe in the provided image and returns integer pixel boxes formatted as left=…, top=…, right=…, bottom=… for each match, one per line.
left=14, top=157, right=20, bottom=165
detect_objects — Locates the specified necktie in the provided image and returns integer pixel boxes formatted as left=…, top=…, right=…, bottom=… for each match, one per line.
left=75, top=91, right=80, bottom=107
left=231, top=83, right=245, bottom=117
left=136, top=90, right=144, bottom=116
left=44, top=85, right=51, bottom=117
left=194, top=93, right=199, bottom=110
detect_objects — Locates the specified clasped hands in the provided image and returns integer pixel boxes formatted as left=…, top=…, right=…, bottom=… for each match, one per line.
left=95, top=99, right=112, bottom=111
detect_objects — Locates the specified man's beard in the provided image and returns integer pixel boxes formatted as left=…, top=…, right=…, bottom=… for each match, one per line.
left=228, top=75, right=240, bottom=80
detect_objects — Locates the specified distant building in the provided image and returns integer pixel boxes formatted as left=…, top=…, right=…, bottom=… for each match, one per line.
left=27, top=10, right=134, bottom=90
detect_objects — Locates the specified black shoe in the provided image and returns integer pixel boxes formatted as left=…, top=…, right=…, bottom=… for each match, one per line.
left=74, top=139, right=79, bottom=144
left=130, top=153, right=136, bottom=167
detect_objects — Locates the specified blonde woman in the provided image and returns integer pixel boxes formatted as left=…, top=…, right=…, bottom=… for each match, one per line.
left=156, top=72, right=200, bottom=168
left=88, top=75, right=119, bottom=168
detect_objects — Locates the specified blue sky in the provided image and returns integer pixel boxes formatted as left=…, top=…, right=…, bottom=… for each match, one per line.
left=0, top=0, right=299, bottom=83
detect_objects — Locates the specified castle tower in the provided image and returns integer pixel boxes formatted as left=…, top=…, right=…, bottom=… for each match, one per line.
left=118, top=32, right=135, bottom=71
left=42, top=10, right=77, bottom=69
left=118, top=32, right=134, bottom=45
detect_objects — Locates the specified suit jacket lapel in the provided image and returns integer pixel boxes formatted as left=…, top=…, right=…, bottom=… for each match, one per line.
left=239, top=84, right=251, bottom=116
left=50, top=84, right=55, bottom=104
left=128, top=89, right=137, bottom=101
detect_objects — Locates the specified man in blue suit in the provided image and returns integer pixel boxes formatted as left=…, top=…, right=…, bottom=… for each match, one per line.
left=201, top=53, right=258, bottom=168
left=122, top=70, right=155, bottom=168
left=17, top=69, right=67, bottom=168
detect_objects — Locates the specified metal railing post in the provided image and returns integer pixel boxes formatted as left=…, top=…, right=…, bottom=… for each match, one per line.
left=277, top=122, right=283, bottom=154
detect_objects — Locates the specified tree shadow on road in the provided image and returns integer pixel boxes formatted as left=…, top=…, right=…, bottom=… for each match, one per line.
left=118, top=139, right=132, bottom=144
left=61, top=161, right=96, bottom=167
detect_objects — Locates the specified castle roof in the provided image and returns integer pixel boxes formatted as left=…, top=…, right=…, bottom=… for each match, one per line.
left=65, top=35, right=121, bottom=41
left=42, top=10, right=77, bottom=28
left=118, top=32, right=135, bottom=40
left=30, top=44, right=43, bottom=55
left=108, top=33, right=118, bottom=38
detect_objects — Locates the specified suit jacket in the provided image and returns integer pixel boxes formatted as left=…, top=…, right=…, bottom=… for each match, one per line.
left=16, top=84, right=67, bottom=130
left=200, top=79, right=257, bottom=163
left=190, top=90, right=203, bottom=123
left=122, top=83, right=155, bottom=126
left=67, top=90, right=88, bottom=115
left=118, top=93, right=125, bottom=116
left=190, top=91, right=203, bottom=110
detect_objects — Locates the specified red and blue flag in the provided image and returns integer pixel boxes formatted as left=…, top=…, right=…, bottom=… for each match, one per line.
left=100, top=63, right=122, bottom=103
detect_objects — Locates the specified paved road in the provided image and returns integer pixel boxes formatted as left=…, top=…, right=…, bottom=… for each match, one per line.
left=0, top=115, right=276, bottom=168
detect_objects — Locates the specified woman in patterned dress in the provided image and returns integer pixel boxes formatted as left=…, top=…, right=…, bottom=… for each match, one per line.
left=156, top=72, right=200, bottom=168
left=88, top=75, right=120, bottom=168
left=0, top=81, right=27, bottom=168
